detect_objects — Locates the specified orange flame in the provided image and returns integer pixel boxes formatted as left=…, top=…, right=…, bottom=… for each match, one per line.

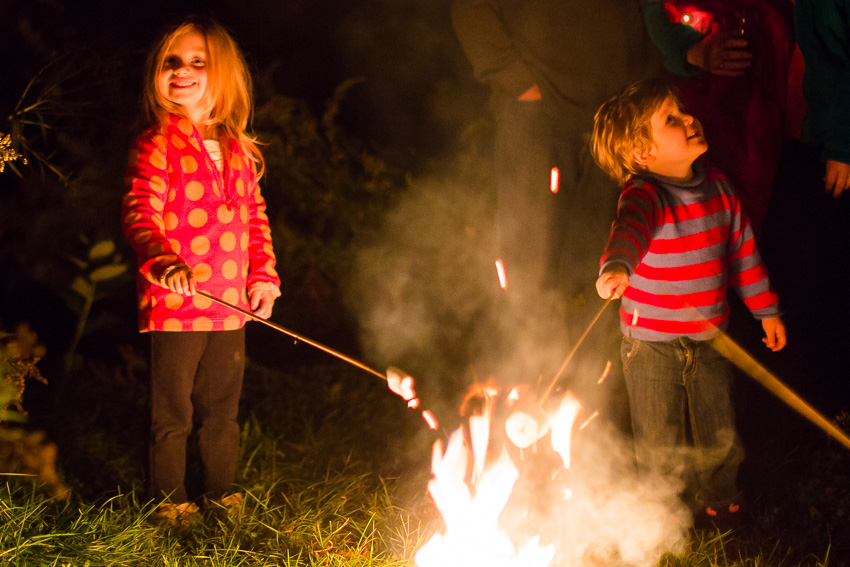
left=550, top=167, right=560, bottom=194
left=550, top=392, right=582, bottom=469
left=415, top=427, right=555, bottom=566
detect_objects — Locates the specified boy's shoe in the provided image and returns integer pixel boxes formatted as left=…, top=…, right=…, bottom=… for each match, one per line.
left=151, top=501, right=201, bottom=528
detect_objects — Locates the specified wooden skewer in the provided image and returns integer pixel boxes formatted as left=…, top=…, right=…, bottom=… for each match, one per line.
left=197, top=290, right=386, bottom=381
left=712, top=332, right=850, bottom=451
left=540, top=298, right=613, bottom=405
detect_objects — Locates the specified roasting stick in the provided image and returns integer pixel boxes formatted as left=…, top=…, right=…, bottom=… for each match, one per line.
left=712, top=331, right=850, bottom=451
left=197, top=290, right=386, bottom=381
left=539, top=297, right=613, bottom=405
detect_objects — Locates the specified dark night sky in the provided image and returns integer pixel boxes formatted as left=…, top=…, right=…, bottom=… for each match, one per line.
left=0, top=0, right=486, bottom=170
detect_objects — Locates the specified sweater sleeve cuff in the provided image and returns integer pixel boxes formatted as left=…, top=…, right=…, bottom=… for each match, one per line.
left=249, top=281, right=281, bottom=299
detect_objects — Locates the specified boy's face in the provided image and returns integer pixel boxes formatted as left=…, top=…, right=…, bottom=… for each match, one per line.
left=635, top=96, right=708, bottom=180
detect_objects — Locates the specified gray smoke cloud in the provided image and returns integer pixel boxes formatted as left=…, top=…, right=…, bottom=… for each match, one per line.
left=335, top=2, right=692, bottom=563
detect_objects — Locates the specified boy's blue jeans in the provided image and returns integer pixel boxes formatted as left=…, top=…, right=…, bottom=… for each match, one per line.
left=621, top=335, right=744, bottom=510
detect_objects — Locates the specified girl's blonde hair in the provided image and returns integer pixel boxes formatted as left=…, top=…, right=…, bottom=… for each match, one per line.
left=144, top=18, right=264, bottom=178
left=591, top=79, right=680, bottom=187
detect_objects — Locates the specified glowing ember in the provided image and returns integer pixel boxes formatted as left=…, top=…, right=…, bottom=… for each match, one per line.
left=422, top=409, right=439, bottom=431
left=550, top=167, right=560, bottom=194
left=578, top=411, right=599, bottom=431
left=597, top=360, right=612, bottom=384
left=495, top=258, right=508, bottom=290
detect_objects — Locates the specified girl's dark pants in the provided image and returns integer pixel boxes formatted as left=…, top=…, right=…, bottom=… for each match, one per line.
left=149, top=328, right=245, bottom=503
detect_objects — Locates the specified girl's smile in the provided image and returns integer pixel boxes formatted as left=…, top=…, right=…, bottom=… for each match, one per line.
left=158, top=31, right=209, bottom=123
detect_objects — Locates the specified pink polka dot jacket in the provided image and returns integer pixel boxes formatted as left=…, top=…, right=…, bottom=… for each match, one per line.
left=122, top=114, right=280, bottom=332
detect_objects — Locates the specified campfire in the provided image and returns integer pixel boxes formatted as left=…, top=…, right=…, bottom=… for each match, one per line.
left=387, top=366, right=690, bottom=567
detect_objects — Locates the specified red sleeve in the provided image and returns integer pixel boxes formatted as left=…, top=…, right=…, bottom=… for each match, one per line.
left=121, top=131, right=184, bottom=286
left=243, top=153, right=280, bottom=290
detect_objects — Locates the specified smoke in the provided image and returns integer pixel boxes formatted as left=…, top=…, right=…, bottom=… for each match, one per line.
left=529, top=421, right=692, bottom=567
left=335, top=2, right=691, bottom=563
left=344, top=146, right=692, bottom=563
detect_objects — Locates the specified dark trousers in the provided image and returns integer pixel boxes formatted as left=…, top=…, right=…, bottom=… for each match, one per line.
left=621, top=335, right=743, bottom=510
left=493, top=98, right=620, bottom=301
left=490, top=97, right=624, bottom=409
left=149, top=329, right=245, bottom=503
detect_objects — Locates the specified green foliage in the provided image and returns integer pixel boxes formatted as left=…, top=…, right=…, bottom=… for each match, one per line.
left=0, top=325, right=68, bottom=500
left=252, top=80, right=408, bottom=343
left=62, top=237, right=131, bottom=373
left=0, top=133, right=27, bottom=174
left=0, top=323, right=46, bottom=417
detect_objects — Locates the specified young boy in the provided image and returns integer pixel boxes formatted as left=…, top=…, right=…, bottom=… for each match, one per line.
left=590, top=79, right=787, bottom=529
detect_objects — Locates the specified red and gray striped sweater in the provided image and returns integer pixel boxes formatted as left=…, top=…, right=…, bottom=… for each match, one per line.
left=599, top=161, right=781, bottom=342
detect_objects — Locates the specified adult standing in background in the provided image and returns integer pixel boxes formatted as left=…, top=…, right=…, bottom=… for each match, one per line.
left=795, top=0, right=850, bottom=198
left=643, top=0, right=795, bottom=236
left=450, top=2, right=661, bottom=418
left=451, top=1, right=662, bottom=305
left=790, top=0, right=850, bottom=413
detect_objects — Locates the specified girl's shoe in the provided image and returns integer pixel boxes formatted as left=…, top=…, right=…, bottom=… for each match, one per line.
left=152, top=501, right=201, bottom=528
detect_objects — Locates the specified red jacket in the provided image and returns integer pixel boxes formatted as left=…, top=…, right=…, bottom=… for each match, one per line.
left=122, top=114, right=280, bottom=332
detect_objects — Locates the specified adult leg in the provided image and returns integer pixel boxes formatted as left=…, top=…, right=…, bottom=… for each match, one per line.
left=550, top=130, right=621, bottom=300
left=192, top=328, right=245, bottom=499
left=494, top=97, right=558, bottom=299
left=149, top=331, right=206, bottom=503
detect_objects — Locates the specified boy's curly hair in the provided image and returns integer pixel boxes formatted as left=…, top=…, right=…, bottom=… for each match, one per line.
left=591, top=79, right=680, bottom=187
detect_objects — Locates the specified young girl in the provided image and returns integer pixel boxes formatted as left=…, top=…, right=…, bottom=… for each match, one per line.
left=122, top=18, right=280, bottom=523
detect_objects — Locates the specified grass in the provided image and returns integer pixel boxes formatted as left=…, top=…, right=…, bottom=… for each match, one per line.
left=2, top=349, right=847, bottom=566
left=0, top=439, right=425, bottom=566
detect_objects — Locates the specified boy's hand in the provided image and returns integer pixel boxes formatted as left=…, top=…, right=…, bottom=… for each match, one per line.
left=596, top=269, right=629, bottom=300
left=761, top=316, right=787, bottom=352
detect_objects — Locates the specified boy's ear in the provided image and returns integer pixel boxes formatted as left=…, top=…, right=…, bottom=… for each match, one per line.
left=631, top=146, right=655, bottom=167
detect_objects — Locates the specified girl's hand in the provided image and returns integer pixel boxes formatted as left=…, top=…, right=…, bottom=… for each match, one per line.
left=161, top=265, right=196, bottom=296
left=761, top=316, right=787, bottom=352
left=249, top=288, right=275, bottom=320
left=596, top=269, right=629, bottom=300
